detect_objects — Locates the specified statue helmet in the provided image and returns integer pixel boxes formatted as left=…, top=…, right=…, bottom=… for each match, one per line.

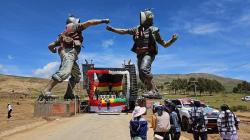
left=140, top=9, right=154, bottom=26
left=66, top=15, right=80, bottom=24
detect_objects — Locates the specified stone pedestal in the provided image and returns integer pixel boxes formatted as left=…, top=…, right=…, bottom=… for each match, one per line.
left=34, top=100, right=79, bottom=117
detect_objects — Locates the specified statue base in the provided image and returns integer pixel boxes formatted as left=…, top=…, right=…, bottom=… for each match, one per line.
left=34, top=100, right=79, bottom=117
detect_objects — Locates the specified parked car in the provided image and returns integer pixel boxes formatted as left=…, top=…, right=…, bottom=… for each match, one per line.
left=241, top=96, right=250, bottom=101
left=166, top=98, right=219, bottom=132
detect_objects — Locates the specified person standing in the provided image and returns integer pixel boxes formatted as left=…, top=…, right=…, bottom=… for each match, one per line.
left=217, top=104, right=240, bottom=140
left=41, top=15, right=110, bottom=100
left=106, top=9, right=178, bottom=99
left=189, top=101, right=208, bottom=140
left=169, top=105, right=181, bottom=140
left=98, top=99, right=102, bottom=111
left=151, top=105, right=171, bottom=140
left=7, top=103, right=12, bottom=119
left=130, top=106, right=148, bottom=140
left=105, top=98, right=111, bottom=111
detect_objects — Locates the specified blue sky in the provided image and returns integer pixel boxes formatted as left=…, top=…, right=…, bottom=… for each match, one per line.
left=0, top=0, right=250, bottom=81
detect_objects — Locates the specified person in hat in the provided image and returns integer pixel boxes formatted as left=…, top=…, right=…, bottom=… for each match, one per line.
left=106, top=9, right=178, bottom=99
left=189, top=100, right=208, bottom=140
left=151, top=105, right=171, bottom=140
left=217, top=104, right=240, bottom=140
left=41, top=15, right=110, bottom=100
left=130, top=106, right=148, bottom=140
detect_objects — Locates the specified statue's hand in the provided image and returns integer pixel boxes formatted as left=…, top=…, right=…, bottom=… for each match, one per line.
left=172, top=34, right=178, bottom=42
left=102, top=19, right=110, bottom=24
left=48, top=43, right=57, bottom=53
left=49, top=48, right=57, bottom=53
left=106, top=25, right=113, bottom=31
left=164, top=34, right=178, bottom=48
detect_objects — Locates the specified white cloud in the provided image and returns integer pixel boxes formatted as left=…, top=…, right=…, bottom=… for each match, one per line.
left=102, top=39, right=114, bottom=48
left=7, top=55, right=14, bottom=60
left=0, top=64, right=20, bottom=75
left=234, top=63, right=250, bottom=71
left=237, top=13, right=250, bottom=25
left=189, top=23, right=220, bottom=35
left=200, top=0, right=228, bottom=15
left=241, top=64, right=250, bottom=69
left=239, top=14, right=250, bottom=22
left=233, top=75, right=250, bottom=82
left=33, top=61, right=60, bottom=78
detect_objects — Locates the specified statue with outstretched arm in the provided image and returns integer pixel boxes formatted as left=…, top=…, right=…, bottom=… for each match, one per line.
left=42, top=15, right=110, bottom=100
left=106, top=10, right=178, bottom=99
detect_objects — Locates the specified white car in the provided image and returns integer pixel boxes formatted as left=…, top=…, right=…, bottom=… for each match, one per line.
left=168, top=98, right=219, bottom=132
left=241, top=96, right=250, bottom=101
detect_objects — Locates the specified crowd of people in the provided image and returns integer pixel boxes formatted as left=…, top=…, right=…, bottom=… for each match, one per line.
left=129, top=101, right=240, bottom=140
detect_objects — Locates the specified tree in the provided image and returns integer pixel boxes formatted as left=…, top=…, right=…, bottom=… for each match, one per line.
left=170, top=79, right=178, bottom=94
left=164, top=81, right=171, bottom=94
left=233, top=81, right=250, bottom=93
left=197, top=78, right=206, bottom=96
left=157, top=84, right=164, bottom=91
left=233, top=87, right=239, bottom=93
left=181, top=79, right=188, bottom=94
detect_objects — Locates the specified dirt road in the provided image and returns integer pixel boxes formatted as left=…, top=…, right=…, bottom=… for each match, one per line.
left=2, top=113, right=190, bottom=140
left=2, top=114, right=153, bottom=140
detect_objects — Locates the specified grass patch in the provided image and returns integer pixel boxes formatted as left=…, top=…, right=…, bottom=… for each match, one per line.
left=231, top=105, right=249, bottom=112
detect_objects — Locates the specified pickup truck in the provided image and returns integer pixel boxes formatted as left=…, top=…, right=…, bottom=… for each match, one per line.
left=167, top=98, right=219, bottom=132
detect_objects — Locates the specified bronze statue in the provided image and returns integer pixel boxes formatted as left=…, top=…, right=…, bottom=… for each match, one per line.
left=42, top=15, right=110, bottom=100
left=106, top=10, right=178, bottom=98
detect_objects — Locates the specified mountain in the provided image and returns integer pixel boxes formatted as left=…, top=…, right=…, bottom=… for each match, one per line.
left=0, top=74, right=68, bottom=97
left=153, top=73, right=243, bottom=92
left=0, top=73, right=243, bottom=96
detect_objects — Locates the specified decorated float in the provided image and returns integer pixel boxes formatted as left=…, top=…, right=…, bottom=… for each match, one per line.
left=82, top=62, right=138, bottom=112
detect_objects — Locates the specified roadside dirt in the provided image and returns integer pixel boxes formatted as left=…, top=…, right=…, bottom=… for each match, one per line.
left=2, top=114, right=153, bottom=140
left=0, top=99, right=44, bottom=133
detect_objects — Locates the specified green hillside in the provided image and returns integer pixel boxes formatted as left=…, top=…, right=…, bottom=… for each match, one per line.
left=153, top=73, right=243, bottom=92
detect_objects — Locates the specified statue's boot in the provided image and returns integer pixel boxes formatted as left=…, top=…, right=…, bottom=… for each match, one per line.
left=142, top=90, right=162, bottom=99
left=38, top=80, right=59, bottom=101
left=142, top=78, right=162, bottom=99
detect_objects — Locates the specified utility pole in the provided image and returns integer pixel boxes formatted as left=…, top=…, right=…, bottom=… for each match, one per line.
left=190, top=81, right=198, bottom=96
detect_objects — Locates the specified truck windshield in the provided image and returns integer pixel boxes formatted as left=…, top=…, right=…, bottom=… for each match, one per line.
left=183, top=104, right=193, bottom=107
